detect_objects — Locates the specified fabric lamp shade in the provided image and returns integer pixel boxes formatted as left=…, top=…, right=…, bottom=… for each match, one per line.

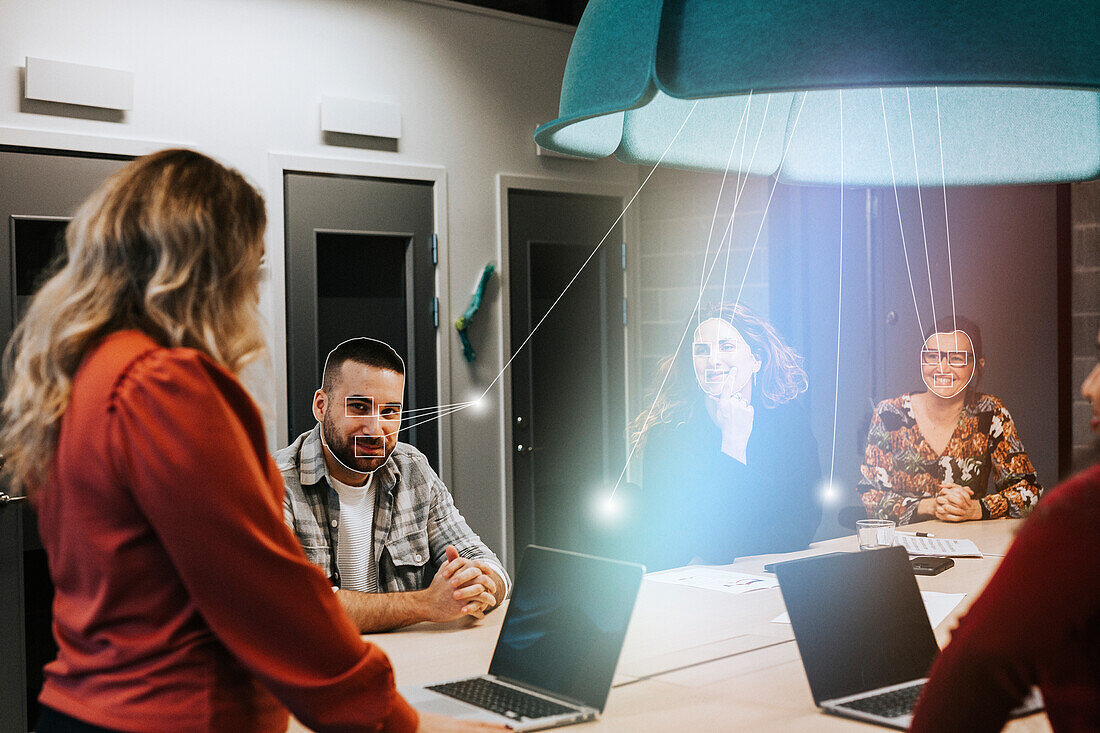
left=534, top=0, right=1100, bottom=186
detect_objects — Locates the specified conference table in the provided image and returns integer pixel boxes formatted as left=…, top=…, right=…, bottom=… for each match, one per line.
left=288, top=519, right=1052, bottom=731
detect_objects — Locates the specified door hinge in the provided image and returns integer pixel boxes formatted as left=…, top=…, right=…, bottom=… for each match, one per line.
left=621, top=242, right=627, bottom=270
left=431, top=297, right=439, bottom=329
left=430, top=233, right=438, bottom=266
left=622, top=297, right=628, bottom=326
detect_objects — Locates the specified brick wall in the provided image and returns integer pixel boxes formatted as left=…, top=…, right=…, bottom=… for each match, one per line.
left=1071, top=180, right=1100, bottom=472
left=636, top=168, right=772, bottom=407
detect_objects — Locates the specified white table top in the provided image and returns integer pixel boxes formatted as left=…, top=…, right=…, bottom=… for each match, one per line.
left=288, top=519, right=1052, bottom=731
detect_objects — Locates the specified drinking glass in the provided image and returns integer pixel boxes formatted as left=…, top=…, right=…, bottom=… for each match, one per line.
left=856, top=519, right=895, bottom=551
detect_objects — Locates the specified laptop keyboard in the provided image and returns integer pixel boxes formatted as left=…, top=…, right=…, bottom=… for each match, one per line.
left=838, top=682, right=925, bottom=719
left=428, top=677, right=578, bottom=720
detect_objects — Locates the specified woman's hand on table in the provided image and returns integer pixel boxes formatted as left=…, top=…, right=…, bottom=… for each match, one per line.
left=916, top=497, right=939, bottom=520
left=934, top=483, right=982, bottom=522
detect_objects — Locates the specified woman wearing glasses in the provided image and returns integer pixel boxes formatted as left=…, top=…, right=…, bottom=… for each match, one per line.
left=858, top=316, right=1042, bottom=524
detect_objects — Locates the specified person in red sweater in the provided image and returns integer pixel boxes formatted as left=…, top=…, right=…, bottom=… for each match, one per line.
left=910, top=328, right=1100, bottom=731
left=0, top=149, right=502, bottom=733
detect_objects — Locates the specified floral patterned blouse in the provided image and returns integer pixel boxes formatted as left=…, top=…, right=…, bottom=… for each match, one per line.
left=858, top=392, right=1042, bottom=524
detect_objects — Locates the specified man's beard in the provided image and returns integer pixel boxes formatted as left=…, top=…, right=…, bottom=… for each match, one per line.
left=321, top=413, right=387, bottom=474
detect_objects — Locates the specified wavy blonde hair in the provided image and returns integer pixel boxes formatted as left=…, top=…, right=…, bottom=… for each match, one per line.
left=629, top=302, right=808, bottom=450
left=0, top=148, right=267, bottom=496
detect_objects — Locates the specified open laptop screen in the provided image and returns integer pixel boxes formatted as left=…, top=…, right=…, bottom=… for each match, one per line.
left=488, top=546, right=644, bottom=712
left=776, top=546, right=940, bottom=704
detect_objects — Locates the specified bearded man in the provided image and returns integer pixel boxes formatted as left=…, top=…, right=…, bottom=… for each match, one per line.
left=278, top=338, right=509, bottom=632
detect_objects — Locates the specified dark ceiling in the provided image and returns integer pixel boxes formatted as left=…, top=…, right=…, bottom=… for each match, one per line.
left=451, top=0, right=589, bottom=25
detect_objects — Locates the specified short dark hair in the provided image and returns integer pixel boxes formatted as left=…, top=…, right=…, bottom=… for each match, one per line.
left=931, top=315, right=982, bottom=362
left=321, top=337, right=405, bottom=392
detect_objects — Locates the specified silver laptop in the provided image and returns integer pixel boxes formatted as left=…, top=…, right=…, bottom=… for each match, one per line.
left=776, top=546, right=1042, bottom=729
left=401, top=545, right=644, bottom=731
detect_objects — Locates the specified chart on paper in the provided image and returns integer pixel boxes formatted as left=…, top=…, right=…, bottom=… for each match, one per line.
left=647, top=567, right=779, bottom=595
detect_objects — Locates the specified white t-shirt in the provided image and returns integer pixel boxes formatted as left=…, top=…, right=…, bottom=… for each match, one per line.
left=330, top=472, right=379, bottom=593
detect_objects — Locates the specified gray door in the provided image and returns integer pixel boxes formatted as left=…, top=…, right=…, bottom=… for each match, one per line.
left=284, top=173, right=439, bottom=468
left=508, top=189, right=626, bottom=557
left=0, top=148, right=129, bottom=731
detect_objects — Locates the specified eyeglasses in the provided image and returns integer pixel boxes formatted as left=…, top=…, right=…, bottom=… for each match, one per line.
left=921, top=349, right=972, bottom=367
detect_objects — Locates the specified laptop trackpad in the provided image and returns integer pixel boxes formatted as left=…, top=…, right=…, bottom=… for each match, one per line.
left=400, top=686, right=509, bottom=724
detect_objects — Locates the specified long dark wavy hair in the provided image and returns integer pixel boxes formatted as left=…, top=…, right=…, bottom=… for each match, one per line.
left=630, top=303, right=808, bottom=449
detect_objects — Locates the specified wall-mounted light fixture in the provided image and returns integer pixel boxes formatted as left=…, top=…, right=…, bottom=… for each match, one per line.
left=320, top=96, right=402, bottom=140
left=24, top=57, right=133, bottom=111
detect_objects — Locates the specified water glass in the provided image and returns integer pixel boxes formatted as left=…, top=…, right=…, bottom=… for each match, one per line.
left=856, top=519, right=895, bottom=551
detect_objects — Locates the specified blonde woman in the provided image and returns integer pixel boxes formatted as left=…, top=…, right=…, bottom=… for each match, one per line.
left=623, top=303, right=822, bottom=571
left=0, top=150, right=499, bottom=733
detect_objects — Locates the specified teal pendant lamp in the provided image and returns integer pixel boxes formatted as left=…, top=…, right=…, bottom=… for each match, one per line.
left=534, top=0, right=1100, bottom=186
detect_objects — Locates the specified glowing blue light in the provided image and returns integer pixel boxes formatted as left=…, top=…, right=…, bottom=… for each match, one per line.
left=592, top=491, right=621, bottom=522
left=818, top=480, right=844, bottom=507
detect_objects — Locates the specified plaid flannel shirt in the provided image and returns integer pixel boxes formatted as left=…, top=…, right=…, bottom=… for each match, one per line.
left=277, top=425, right=510, bottom=595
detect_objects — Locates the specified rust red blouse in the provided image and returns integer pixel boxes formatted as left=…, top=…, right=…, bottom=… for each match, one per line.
left=33, top=331, right=418, bottom=732
left=910, top=463, right=1100, bottom=731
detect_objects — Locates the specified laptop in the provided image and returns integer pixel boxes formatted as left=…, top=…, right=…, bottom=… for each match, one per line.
left=401, top=545, right=645, bottom=731
left=776, top=546, right=1042, bottom=729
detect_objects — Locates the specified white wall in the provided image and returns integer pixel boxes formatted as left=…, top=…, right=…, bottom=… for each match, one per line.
left=0, top=0, right=639, bottom=564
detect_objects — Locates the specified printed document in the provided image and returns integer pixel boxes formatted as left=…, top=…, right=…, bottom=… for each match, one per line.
left=894, top=535, right=983, bottom=558
left=647, top=566, right=779, bottom=594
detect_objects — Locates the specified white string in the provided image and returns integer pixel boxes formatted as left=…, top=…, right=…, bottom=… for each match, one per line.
left=609, top=91, right=809, bottom=501
left=880, top=88, right=927, bottom=341
left=828, top=89, right=844, bottom=489
left=720, top=94, right=771, bottom=306
left=732, top=93, right=807, bottom=312
left=696, top=94, right=753, bottom=325
left=400, top=102, right=703, bottom=437
left=934, top=87, right=958, bottom=342
left=400, top=400, right=476, bottom=416
left=401, top=403, right=472, bottom=433
left=480, top=101, right=702, bottom=402
left=905, top=87, right=938, bottom=332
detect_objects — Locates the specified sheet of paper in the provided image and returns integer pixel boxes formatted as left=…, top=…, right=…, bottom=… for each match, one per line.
left=771, top=591, right=966, bottom=629
left=919, top=591, right=967, bottom=628
left=894, top=535, right=984, bottom=558
left=647, top=566, right=779, bottom=595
